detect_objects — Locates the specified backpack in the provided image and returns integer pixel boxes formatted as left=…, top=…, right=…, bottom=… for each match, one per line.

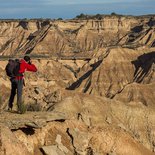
left=5, top=59, right=21, bottom=78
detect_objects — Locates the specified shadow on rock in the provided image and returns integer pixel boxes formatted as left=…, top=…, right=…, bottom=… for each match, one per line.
left=67, top=60, right=103, bottom=90
left=131, top=51, right=155, bottom=83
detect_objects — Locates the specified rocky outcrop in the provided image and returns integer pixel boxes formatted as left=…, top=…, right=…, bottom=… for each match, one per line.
left=0, top=93, right=155, bottom=154
left=0, top=59, right=83, bottom=109
left=119, top=17, right=155, bottom=47
left=0, top=16, right=154, bottom=56
left=1, top=46, right=154, bottom=107
left=67, top=47, right=155, bottom=106
left=0, top=125, right=32, bottom=155
left=0, top=15, right=155, bottom=155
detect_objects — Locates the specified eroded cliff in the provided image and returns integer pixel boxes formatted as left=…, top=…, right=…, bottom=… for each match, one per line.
left=0, top=16, right=155, bottom=155
left=0, top=16, right=153, bottom=55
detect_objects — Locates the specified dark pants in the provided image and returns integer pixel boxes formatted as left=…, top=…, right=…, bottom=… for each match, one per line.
left=8, top=78, right=23, bottom=110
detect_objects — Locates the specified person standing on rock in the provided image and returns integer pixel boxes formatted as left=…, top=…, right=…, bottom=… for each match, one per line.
left=7, top=56, right=37, bottom=113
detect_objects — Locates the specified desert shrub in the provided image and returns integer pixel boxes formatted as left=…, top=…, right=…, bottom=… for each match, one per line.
left=95, top=14, right=103, bottom=20
left=18, top=101, right=27, bottom=114
left=111, top=12, right=117, bottom=16
left=26, top=103, right=42, bottom=112
left=111, top=12, right=123, bottom=17
left=76, top=13, right=90, bottom=19
left=57, top=18, right=63, bottom=20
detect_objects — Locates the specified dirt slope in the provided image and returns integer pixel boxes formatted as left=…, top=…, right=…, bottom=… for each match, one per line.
left=0, top=16, right=155, bottom=155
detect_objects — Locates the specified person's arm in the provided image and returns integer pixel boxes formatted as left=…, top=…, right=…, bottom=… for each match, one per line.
left=25, top=61, right=37, bottom=72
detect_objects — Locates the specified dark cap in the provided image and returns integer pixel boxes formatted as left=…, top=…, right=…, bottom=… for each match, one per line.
left=24, top=56, right=31, bottom=62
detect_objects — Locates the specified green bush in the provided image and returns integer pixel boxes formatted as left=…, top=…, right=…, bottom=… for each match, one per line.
left=95, top=14, right=103, bottom=20
left=57, top=18, right=63, bottom=20
left=111, top=12, right=123, bottom=17
left=111, top=12, right=117, bottom=16
left=76, top=13, right=89, bottom=19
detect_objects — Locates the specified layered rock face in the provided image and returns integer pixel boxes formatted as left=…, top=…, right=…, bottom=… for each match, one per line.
left=119, top=17, right=155, bottom=47
left=68, top=47, right=155, bottom=106
left=0, top=16, right=155, bottom=155
left=0, top=16, right=148, bottom=55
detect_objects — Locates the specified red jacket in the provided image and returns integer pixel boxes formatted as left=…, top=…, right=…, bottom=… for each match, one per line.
left=16, top=59, right=37, bottom=79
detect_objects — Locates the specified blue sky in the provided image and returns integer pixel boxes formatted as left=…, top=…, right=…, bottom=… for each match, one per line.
left=0, top=0, right=155, bottom=19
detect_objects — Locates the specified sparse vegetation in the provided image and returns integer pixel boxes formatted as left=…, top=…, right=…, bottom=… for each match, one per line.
left=75, top=13, right=109, bottom=20
left=111, top=12, right=117, bottom=16
left=76, top=13, right=89, bottom=19
left=26, top=102, right=42, bottom=112
left=95, top=14, right=103, bottom=20
left=18, top=101, right=27, bottom=114
left=110, top=12, right=124, bottom=17
left=76, top=13, right=125, bottom=20
left=57, top=18, right=63, bottom=20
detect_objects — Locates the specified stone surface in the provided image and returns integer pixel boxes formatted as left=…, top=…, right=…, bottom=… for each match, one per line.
left=0, top=16, right=155, bottom=155
left=0, top=125, right=31, bottom=155
left=0, top=16, right=154, bottom=56
left=41, top=145, right=65, bottom=155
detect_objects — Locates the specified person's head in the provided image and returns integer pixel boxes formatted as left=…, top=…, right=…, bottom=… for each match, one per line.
left=24, top=56, right=31, bottom=63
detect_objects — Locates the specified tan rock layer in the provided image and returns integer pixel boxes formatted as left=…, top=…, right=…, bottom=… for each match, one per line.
left=0, top=16, right=154, bottom=56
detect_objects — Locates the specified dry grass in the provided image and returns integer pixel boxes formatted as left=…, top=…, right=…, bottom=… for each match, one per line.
left=26, top=102, right=42, bottom=112
left=18, top=101, right=27, bottom=114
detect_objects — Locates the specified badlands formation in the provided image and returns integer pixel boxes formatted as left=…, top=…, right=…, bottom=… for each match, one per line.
left=0, top=15, right=155, bottom=155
